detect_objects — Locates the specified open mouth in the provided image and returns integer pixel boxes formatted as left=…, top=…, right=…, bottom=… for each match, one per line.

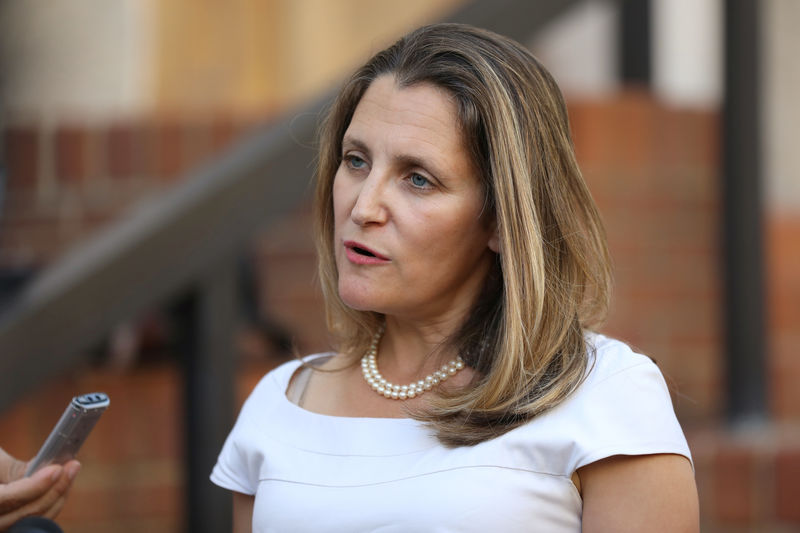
left=343, top=241, right=388, bottom=262
left=353, top=246, right=376, bottom=257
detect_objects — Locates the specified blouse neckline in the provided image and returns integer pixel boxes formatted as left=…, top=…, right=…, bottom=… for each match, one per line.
left=271, top=355, right=439, bottom=456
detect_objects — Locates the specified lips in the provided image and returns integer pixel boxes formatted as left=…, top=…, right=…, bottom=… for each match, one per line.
left=343, top=240, right=390, bottom=265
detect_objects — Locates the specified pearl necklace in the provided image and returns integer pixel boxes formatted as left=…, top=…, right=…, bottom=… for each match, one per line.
left=360, top=327, right=465, bottom=400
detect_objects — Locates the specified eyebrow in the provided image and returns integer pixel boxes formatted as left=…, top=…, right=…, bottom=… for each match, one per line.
left=341, top=135, right=369, bottom=155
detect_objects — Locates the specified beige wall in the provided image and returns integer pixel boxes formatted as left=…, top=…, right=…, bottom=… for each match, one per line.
left=0, top=0, right=156, bottom=122
left=528, top=0, right=619, bottom=98
left=153, top=0, right=465, bottom=117
left=652, top=0, right=723, bottom=108
left=0, top=0, right=464, bottom=121
left=764, top=0, right=800, bottom=212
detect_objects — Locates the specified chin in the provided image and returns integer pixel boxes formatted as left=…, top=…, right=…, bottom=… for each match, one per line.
left=339, top=280, right=371, bottom=311
left=338, top=281, right=380, bottom=313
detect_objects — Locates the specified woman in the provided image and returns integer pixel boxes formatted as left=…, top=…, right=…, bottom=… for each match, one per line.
left=212, top=23, right=698, bottom=532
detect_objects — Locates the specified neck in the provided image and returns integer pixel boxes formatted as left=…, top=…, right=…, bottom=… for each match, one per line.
left=377, top=316, right=461, bottom=383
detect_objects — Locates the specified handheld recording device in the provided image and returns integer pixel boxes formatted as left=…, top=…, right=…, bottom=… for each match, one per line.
left=25, top=392, right=110, bottom=477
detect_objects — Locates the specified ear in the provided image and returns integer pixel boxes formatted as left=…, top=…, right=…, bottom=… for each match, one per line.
left=488, top=226, right=500, bottom=254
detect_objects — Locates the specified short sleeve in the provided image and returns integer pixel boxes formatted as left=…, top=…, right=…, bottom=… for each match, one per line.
left=209, top=354, right=333, bottom=495
left=563, top=339, right=692, bottom=473
left=210, top=374, right=274, bottom=495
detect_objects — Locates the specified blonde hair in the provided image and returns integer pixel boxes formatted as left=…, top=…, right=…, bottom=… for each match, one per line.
left=313, top=23, right=612, bottom=446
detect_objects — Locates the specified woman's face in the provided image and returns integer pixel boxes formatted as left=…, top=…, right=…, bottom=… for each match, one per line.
left=333, top=75, right=497, bottom=325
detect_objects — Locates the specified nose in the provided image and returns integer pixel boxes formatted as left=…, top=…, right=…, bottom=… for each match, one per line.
left=350, top=171, right=389, bottom=226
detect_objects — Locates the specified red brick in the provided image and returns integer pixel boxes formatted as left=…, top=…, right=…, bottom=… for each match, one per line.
left=59, top=517, right=181, bottom=533
left=769, top=333, right=800, bottom=419
left=75, top=366, right=182, bottom=462
left=765, top=214, right=800, bottom=420
left=210, top=114, right=242, bottom=153
left=154, top=120, right=185, bottom=179
left=712, top=447, right=757, bottom=524
left=55, top=126, right=89, bottom=183
left=83, top=127, right=106, bottom=182
left=579, top=102, right=718, bottom=213
left=0, top=188, right=44, bottom=223
left=106, top=122, right=141, bottom=178
left=570, top=100, right=621, bottom=174
left=614, top=90, right=659, bottom=177
left=131, top=120, right=166, bottom=180
left=59, top=477, right=181, bottom=523
left=775, top=447, right=800, bottom=522
left=236, top=361, right=279, bottom=407
left=572, top=94, right=720, bottom=186
left=3, top=224, right=65, bottom=265
left=181, top=120, right=215, bottom=173
left=132, top=121, right=158, bottom=179
left=688, top=433, right=717, bottom=530
left=3, top=126, right=39, bottom=189
left=654, top=108, right=719, bottom=175
left=0, top=401, right=37, bottom=458
left=581, top=98, right=722, bottom=426
left=766, top=215, right=800, bottom=331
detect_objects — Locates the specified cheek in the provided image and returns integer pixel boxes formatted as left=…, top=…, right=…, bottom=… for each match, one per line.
left=408, top=208, right=488, bottom=262
left=332, top=173, right=349, bottom=227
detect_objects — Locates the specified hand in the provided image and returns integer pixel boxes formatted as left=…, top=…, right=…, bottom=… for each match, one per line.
left=0, top=448, right=80, bottom=531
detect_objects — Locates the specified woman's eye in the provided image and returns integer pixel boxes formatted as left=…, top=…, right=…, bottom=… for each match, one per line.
left=409, top=173, right=430, bottom=188
left=345, top=155, right=366, bottom=169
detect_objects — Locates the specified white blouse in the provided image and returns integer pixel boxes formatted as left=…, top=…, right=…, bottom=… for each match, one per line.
left=211, top=333, right=691, bottom=532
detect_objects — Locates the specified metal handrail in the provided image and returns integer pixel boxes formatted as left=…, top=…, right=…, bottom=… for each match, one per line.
left=0, top=101, right=324, bottom=412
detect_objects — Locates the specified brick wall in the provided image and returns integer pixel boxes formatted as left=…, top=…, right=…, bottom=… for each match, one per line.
left=1, top=91, right=798, bottom=531
left=0, top=115, right=266, bottom=532
left=571, top=91, right=723, bottom=423
left=767, top=214, right=800, bottom=421
left=1, top=116, right=259, bottom=269
left=572, top=93, right=800, bottom=531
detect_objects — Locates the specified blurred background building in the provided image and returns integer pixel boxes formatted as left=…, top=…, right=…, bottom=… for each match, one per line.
left=0, top=0, right=797, bottom=531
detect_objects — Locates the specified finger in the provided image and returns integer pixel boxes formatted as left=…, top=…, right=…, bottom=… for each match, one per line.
left=0, top=467, right=59, bottom=529
left=42, top=493, right=68, bottom=521
left=41, top=464, right=80, bottom=520
left=52, top=461, right=80, bottom=501
left=0, top=463, right=78, bottom=528
left=0, top=465, right=61, bottom=514
left=32, top=462, right=81, bottom=520
left=62, top=460, right=81, bottom=482
left=0, top=511, right=22, bottom=530
left=35, top=462, right=79, bottom=507
left=0, top=495, right=61, bottom=530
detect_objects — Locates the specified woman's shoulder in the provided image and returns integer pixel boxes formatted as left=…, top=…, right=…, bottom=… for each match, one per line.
left=573, top=332, right=677, bottom=422
left=546, top=331, right=691, bottom=471
left=244, top=352, right=336, bottom=406
left=476, top=332, right=690, bottom=478
left=582, top=331, right=661, bottom=387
